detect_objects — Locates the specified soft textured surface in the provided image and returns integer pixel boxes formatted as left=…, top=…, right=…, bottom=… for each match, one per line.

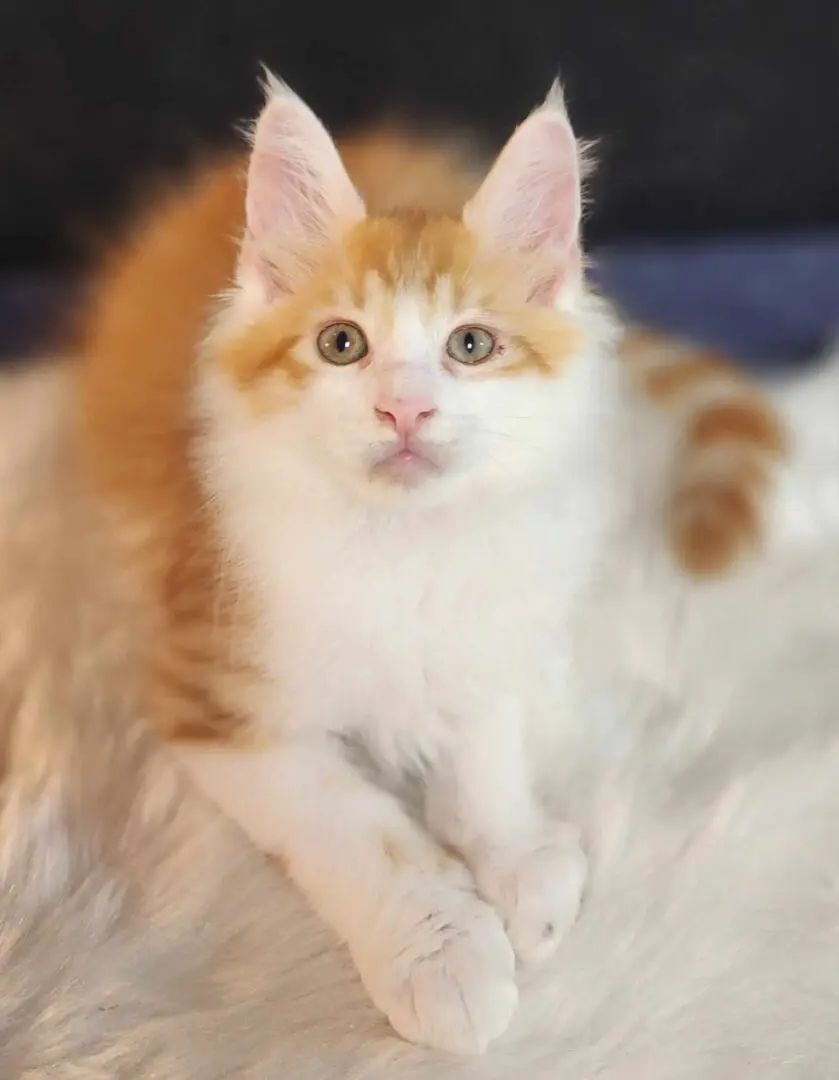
left=3, top=358, right=839, bottom=1077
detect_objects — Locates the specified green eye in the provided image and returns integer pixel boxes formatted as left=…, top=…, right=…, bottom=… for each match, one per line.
left=446, top=326, right=496, bottom=366
left=316, top=322, right=368, bottom=366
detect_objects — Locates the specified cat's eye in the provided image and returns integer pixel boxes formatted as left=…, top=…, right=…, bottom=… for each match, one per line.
left=316, top=322, right=369, bottom=366
left=446, top=326, right=496, bottom=366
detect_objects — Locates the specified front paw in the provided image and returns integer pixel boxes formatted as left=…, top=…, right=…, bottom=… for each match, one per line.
left=474, top=823, right=587, bottom=966
left=358, top=875, right=518, bottom=1054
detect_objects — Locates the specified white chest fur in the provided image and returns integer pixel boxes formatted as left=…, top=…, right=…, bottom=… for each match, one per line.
left=195, top=350, right=640, bottom=778
left=242, top=479, right=609, bottom=772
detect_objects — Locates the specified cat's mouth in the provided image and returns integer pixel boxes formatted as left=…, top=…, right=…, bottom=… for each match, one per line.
left=370, top=441, right=442, bottom=486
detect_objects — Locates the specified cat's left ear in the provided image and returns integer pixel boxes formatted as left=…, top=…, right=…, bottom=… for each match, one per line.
left=239, top=72, right=366, bottom=299
left=463, top=82, right=584, bottom=304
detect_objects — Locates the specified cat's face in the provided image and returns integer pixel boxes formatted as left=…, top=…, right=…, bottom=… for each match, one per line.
left=204, top=77, right=601, bottom=505
left=211, top=213, right=590, bottom=501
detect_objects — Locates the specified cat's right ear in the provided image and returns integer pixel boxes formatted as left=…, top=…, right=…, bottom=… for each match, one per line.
left=239, top=72, right=366, bottom=299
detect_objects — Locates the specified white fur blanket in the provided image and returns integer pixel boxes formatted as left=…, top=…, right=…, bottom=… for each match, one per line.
left=2, top=361, right=839, bottom=1079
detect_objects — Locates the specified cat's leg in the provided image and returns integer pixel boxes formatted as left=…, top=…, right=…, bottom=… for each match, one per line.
left=425, top=724, right=586, bottom=966
left=174, top=735, right=517, bottom=1054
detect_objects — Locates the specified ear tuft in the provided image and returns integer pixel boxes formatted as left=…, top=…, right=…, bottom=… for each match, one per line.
left=257, top=64, right=291, bottom=107
left=463, top=79, right=584, bottom=304
left=239, top=70, right=365, bottom=299
left=542, top=78, right=570, bottom=119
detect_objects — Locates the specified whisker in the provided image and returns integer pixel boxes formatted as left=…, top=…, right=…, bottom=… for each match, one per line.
left=444, top=413, right=559, bottom=423
left=466, top=426, right=545, bottom=452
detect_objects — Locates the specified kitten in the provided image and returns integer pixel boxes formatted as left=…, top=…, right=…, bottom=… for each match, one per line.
left=75, top=77, right=786, bottom=1053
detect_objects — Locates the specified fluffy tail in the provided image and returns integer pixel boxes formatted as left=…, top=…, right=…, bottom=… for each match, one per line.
left=619, top=328, right=788, bottom=577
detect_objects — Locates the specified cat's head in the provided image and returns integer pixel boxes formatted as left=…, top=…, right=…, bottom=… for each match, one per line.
left=201, top=75, right=613, bottom=506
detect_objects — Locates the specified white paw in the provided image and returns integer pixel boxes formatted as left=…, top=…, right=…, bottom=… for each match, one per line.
left=474, top=824, right=587, bottom=966
left=358, top=875, right=518, bottom=1054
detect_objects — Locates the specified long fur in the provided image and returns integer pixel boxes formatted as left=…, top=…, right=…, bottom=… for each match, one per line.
left=65, top=79, right=838, bottom=1055
left=3, top=357, right=839, bottom=1076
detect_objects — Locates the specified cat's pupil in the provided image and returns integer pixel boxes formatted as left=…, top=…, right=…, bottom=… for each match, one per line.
left=336, top=330, right=350, bottom=353
left=464, top=332, right=475, bottom=353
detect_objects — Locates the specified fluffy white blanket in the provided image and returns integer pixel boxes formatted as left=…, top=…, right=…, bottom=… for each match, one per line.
left=1, top=359, right=839, bottom=1079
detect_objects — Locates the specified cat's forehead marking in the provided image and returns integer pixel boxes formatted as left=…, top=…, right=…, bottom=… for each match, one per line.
left=220, top=209, right=585, bottom=397
left=343, top=211, right=475, bottom=308
left=339, top=215, right=584, bottom=379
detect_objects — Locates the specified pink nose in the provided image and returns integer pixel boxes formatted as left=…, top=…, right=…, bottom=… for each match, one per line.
left=374, top=397, right=437, bottom=437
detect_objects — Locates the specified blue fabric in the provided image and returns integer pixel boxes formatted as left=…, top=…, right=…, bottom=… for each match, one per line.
left=2, top=234, right=839, bottom=371
left=591, top=232, right=839, bottom=372
left=0, top=274, right=70, bottom=363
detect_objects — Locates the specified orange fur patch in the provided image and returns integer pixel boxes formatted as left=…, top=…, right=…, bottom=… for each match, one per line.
left=671, top=405, right=782, bottom=578
left=85, top=125, right=779, bottom=751
left=73, top=133, right=495, bottom=746
left=220, top=212, right=474, bottom=393
left=686, top=399, right=786, bottom=456
left=343, top=210, right=475, bottom=301
left=617, top=327, right=669, bottom=357
left=76, top=156, right=257, bottom=745
left=218, top=324, right=310, bottom=395
left=223, top=206, right=583, bottom=393
left=670, top=480, right=760, bottom=577
left=347, top=215, right=581, bottom=378
left=623, top=327, right=786, bottom=578
left=491, top=318, right=584, bottom=378
left=338, top=126, right=483, bottom=216
left=642, top=355, right=744, bottom=401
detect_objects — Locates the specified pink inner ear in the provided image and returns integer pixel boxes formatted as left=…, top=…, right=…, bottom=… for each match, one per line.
left=241, top=78, right=365, bottom=296
left=463, top=101, right=582, bottom=300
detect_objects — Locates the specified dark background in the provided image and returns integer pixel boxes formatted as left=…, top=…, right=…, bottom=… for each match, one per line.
left=2, top=0, right=839, bottom=271
left=0, top=1, right=838, bottom=364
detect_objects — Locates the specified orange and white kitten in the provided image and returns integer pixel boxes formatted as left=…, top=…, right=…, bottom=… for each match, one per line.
left=76, top=78, right=786, bottom=1054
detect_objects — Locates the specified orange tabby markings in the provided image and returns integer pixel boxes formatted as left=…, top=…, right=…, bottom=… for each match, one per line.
left=346, top=213, right=582, bottom=379
left=70, top=82, right=794, bottom=1057
left=675, top=391, right=785, bottom=576
left=219, top=323, right=309, bottom=395
left=620, top=329, right=787, bottom=577
left=669, top=479, right=761, bottom=577
left=686, top=399, right=786, bottom=456
left=76, top=158, right=255, bottom=745
left=641, top=354, right=742, bottom=401
left=338, top=125, right=482, bottom=217
left=490, top=321, right=584, bottom=379
left=226, top=206, right=583, bottom=394
left=345, top=210, right=471, bottom=297
left=75, top=125, right=788, bottom=758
